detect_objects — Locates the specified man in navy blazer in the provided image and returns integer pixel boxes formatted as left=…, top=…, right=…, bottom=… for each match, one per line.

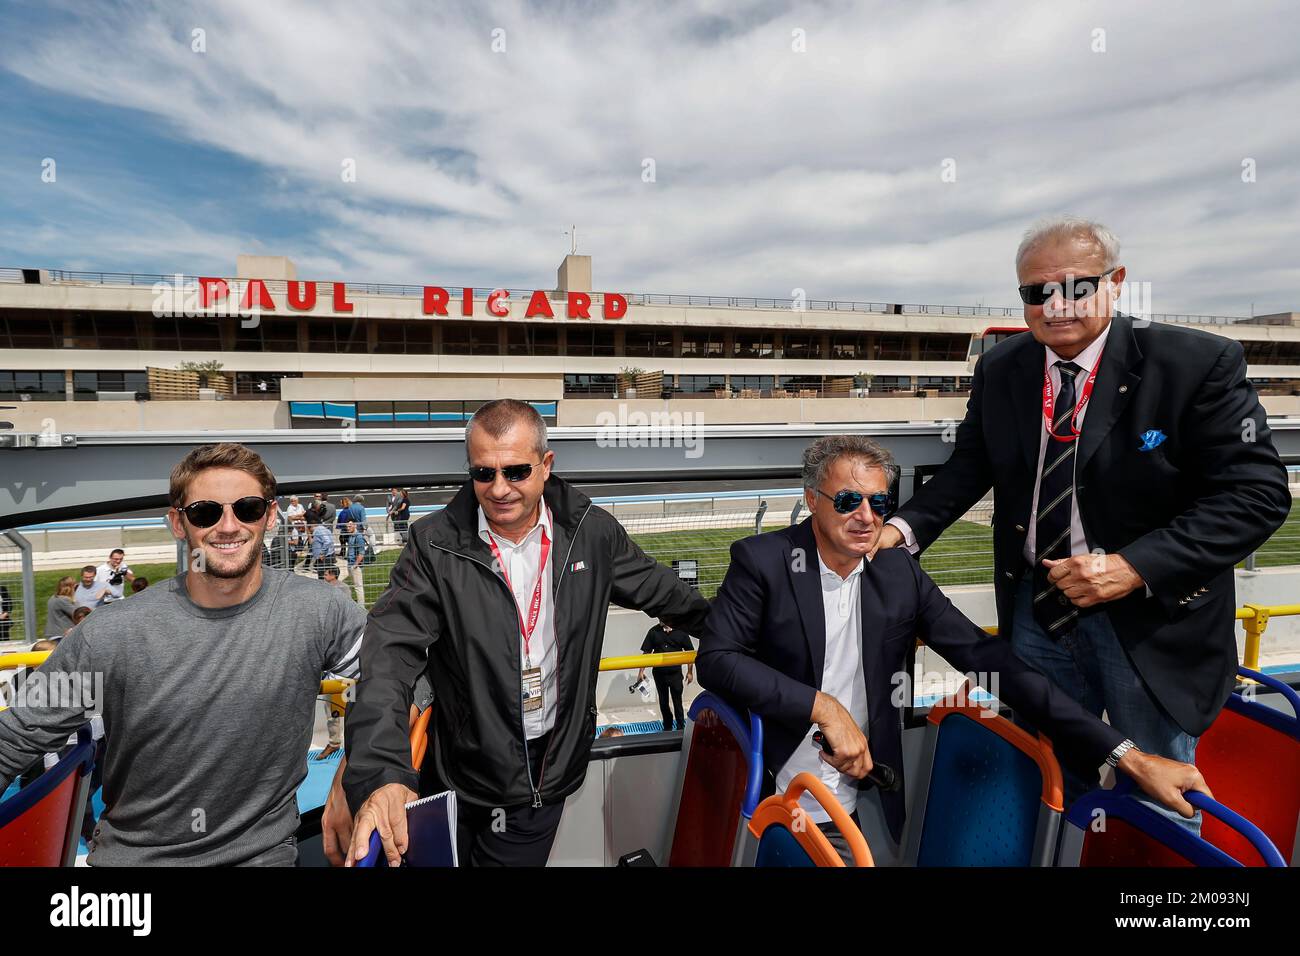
left=697, top=435, right=1208, bottom=853
left=879, top=218, right=1289, bottom=819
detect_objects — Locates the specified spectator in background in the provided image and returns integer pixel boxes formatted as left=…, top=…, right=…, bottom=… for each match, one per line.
left=131, top=578, right=149, bottom=594
left=390, top=489, right=411, bottom=544
left=321, top=566, right=351, bottom=595
left=0, top=584, right=11, bottom=642
left=46, top=576, right=77, bottom=637
left=636, top=621, right=695, bottom=732
left=68, top=606, right=91, bottom=634
left=344, top=520, right=366, bottom=605
left=285, top=495, right=306, bottom=526
left=73, top=566, right=108, bottom=610
left=336, top=497, right=353, bottom=552
left=316, top=493, right=336, bottom=528
left=95, top=549, right=135, bottom=604
left=310, top=517, right=337, bottom=579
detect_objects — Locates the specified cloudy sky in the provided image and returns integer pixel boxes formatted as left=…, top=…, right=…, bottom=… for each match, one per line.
left=0, top=0, right=1296, bottom=315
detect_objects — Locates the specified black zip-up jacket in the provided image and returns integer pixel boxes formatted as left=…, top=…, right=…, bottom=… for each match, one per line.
left=343, top=475, right=711, bottom=813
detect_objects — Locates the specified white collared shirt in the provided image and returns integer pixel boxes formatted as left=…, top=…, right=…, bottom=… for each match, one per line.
left=888, top=320, right=1114, bottom=567
left=478, top=505, right=557, bottom=739
left=1022, top=319, right=1112, bottom=565
left=775, top=551, right=870, bottom=824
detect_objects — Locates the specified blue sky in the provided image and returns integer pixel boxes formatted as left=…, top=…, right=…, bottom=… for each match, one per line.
left=0, top=0, right=1297, bottom=314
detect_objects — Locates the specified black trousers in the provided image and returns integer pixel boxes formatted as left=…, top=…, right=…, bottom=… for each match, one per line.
left=652, top=668, right=685, bottom=731
left=453, top=733, right=565, bottom=866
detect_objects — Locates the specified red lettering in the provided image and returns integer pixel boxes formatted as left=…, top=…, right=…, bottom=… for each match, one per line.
left=602, top=292, right=628, bottom=319
left=287, top=281, right=317, bottom=311
left=566, top=292, right=591, bottom=319
left=487, top=289, right=510, bottom=317
left=462, top=288, right=474, bottom=316
left=332, top=282, right=354, bottom=313
left=525, top=290, right=555, bottom=318
left=423, top=286, right=449, bottom=316
left=241, top=279, right=275, bottom=312
left=198, top=277, right=229, bottom=308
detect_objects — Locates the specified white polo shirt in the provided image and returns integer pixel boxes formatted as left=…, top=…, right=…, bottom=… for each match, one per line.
left=775, top=551, right=870, bottom=824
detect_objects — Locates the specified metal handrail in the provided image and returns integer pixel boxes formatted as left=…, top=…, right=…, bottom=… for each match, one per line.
left=0, top=268, right=1248, bottom=325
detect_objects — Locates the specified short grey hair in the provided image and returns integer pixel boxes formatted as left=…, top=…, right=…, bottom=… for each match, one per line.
left=1015, top=216, right=1121, bottom=273
left=802, top=435, right=899, bottom=491
left=465, top=399, right=549, bottom=458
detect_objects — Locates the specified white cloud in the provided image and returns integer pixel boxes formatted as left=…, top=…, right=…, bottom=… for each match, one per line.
left=2, top=0, right=1297, bottom=314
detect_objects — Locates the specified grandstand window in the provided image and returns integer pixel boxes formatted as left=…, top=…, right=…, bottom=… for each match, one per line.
left=782, top=333, right=822, bottom=360
left=1, top=312, right=61, bottom=349
left=917, top=376, right=960, bottom=392
left=234, top=372, right=299, bottom=397
left=73, top=370, right=148, bottom=400
left=1241, top=340, right=1300, bottom=365
left=441, top=322, right=499, bottom=355
left=733, top=331, right=774, bottom=359
left=564, top=327, right=616, bottom=357
left=149, top=317, right=181, bottom=350
left=872, top=375, right=913, bottom=393
left=831, top=333, right=866, bottom=360
left=680, top=330, right=725, bottom=358
left=236, top=318, right=301, bottom=353
left=507, top=324, right=560, bottom=356
left=677, top=374, right=726, bottom=393
left=0, top=370, right=65, bottom=401
left=624, top=328, right=673, bottom=358
left=176, top=318, right=223, bottom=351
left=875, top=334, right=910, bottom=360
left=918, top=334, right=968, bottom=361
left=373, top=320, right=433, bottom=355
left=778, top=375, right=825, bottom=394
left=731, top=375, right=776, bottom=394
left=564, top=373, right=616, bottom=397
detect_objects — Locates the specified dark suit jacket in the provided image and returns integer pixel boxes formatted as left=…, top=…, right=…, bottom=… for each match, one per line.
left=895, top=313, right=1290, bottom=736
left=696, top=519, right=1125, bottom=843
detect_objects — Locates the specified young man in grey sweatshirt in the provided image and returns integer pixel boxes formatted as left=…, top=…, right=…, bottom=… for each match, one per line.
left=0, top=442, right=366, bottom=865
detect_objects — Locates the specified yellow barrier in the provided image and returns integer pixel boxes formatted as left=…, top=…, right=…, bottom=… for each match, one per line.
left=0, top=602, right=1292, bottom=688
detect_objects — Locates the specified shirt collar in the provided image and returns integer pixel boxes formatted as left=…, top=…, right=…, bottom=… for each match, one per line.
left=816, top=549, right=865, bottom=582
left=1045, top=317, right=1112, bottom=372
left=477, top=502, right=551, bottom=547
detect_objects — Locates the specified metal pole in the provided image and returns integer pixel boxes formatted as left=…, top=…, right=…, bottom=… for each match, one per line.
left=1245, top=551, right=1258, bottom=572
left=754, top=500, right=768, bottom=535
left=790, top=500, right=804, bottom=526
left=3, top=529, right=37, bottom=643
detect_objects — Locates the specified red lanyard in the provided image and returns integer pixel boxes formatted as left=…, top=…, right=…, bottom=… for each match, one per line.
left=1042, top=348, right=1105, bottom=443
left=485, top=514, right=551, bottom=663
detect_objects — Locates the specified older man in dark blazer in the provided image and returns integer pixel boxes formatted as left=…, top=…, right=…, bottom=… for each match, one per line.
left=697, top=435, right=1208, bottom=857
left=879, top=217, right=1290, bottom=822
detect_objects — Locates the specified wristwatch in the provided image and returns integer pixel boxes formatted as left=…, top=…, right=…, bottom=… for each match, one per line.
left=1105, top=738, right=1137, bottom=768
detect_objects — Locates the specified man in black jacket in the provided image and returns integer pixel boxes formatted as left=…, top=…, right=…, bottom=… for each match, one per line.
left=344, top=399, right=710, bottom=866
left=699, top=435, right=1209, bottom=856
left=878, top=217, right=1290, bottom=818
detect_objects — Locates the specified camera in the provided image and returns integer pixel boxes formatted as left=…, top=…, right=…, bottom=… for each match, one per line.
left=109, top=572, right=125, bottom=586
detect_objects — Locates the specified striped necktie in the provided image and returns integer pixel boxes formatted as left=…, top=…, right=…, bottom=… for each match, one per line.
left=1033, top=360, right=1082, bottom=635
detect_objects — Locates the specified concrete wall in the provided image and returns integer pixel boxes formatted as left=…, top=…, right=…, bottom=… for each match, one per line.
left=3, top=399, right=287, bottom=432
left=558, top=395, right=972, bottom=425
left=281, top=375, right=563, bottom=401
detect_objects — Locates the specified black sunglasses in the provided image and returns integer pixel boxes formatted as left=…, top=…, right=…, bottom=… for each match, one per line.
left=1018, top=269, right=1115, bottom=306
left=816, top=488, right=894, bottom=517
left=468, top=462, right=543, bottom=483
left=179, top=496, right=273, bottom=528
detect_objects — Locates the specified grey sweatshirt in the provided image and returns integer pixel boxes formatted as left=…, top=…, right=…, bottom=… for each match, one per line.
left=0, top=568, right=366, bottom=865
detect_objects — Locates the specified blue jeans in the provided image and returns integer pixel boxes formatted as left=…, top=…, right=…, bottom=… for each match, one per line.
left=1009, top=577, right=1200, bottom=833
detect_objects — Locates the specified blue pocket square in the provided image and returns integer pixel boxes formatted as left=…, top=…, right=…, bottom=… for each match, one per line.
left=1138, top=429, right=1167, bottom=452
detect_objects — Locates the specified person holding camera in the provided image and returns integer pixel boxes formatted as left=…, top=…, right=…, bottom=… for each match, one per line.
left=95, top=549, right=135, bottom=604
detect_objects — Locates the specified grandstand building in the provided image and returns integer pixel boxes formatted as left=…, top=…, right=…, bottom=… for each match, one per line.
left=2, top=253, right=1299, bottom=433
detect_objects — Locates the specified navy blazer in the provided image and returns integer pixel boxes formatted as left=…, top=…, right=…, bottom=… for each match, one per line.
left=696, top=518, right=1124, bottom=843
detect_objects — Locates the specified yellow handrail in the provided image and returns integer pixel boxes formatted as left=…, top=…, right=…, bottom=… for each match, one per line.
left=0, top=600, right=1291, bottom=684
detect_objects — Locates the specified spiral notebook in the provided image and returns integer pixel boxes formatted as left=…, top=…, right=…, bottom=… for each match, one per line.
left=359, top=790, right=458, bottom=867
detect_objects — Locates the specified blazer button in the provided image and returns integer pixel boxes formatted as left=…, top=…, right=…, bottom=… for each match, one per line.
left=1004, top=571, right=1014, bottom=579
left=1015, top=524, right=1025, bottom=533
left=1118, top=385, right=1128, bottom=394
